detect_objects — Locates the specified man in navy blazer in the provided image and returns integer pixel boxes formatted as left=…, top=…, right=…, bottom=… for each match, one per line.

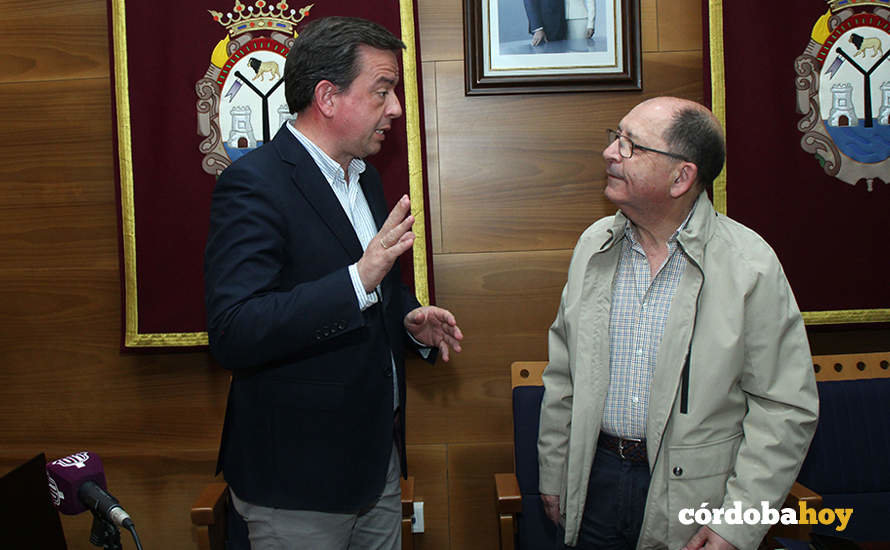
left=204, top=17, right=463, bottom=549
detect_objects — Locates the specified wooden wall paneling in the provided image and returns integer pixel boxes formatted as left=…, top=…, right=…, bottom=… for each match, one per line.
left=433, top=250, right=569, bottom=341
left=639, top=51, right=703, bottom=102
left=0, top=345, right=227, bottom=453
left=434, top=62, right=611, bottom=253
left=0, top=79, right=115, bottom=209
left=447, top=443, right=514, bottom=550
left=434, top=52, right=702, bottom=254
left=656, top=0, right=703, bottom=52
left=0, top=265, right=120, bottom=453
left=0, top=265, right=120, bottom=349
left=405, top=341, right=513, bottom=446
left=405, top=340, right=527, bottom=446
left=640, top=0, right=659, bottom=52
left=406, top=445, right=449, bottom=550
left=406, top=249, right=570, bottom=444
left=0, top=0, right=110, bottom=83
left=417, top=0, right=463, bottom=62
left=422, top=61, right=444, bottom=255
left=0, top=205, right=117, bottom=270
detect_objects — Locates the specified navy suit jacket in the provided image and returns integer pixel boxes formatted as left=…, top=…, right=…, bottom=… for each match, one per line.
left=204, top=126, right=425, bottom=513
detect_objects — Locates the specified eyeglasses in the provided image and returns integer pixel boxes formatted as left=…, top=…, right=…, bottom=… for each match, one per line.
left=606, top=129, right=689, bottom=162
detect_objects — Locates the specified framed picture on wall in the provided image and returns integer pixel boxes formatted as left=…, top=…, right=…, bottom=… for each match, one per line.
left=463, top=0, right=641, bottom=95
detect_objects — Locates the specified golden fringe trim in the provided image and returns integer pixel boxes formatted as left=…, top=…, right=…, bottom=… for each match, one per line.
left=709, top=0, right=727, bottom=216
left=111, top=0, right=147, bottom=347
left=804, top=309, right=890, bottom=325
left=400, top=0, right=430, bottom=306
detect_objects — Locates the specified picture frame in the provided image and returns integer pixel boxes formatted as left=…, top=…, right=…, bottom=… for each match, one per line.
left=463, top=0, right=641, bottom=95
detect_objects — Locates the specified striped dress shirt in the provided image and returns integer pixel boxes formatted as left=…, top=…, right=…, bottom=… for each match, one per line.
left=288, top=123, right=400, bottom=408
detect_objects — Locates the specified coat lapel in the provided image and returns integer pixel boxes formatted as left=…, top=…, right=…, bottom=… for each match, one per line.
left=272, top=127, right=364, bottom=259
left=359, top=167, right=387, bottom=231
left=645, top=263, right=702, bottom=465
left=645, top=194, right=713, bottom=466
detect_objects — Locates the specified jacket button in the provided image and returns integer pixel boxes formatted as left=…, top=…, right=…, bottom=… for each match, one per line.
left=673, top=466, right=683, bottom=477
left=315, top=330, right=322, bottom=340
left=338, top=321, right=346, bottom=330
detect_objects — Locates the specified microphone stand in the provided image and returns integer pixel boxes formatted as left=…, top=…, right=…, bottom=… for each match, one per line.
left=89, top=511, right=123, bottom=550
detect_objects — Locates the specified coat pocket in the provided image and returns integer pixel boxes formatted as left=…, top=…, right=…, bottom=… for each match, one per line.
left=666, top=432, right=743, bottom=546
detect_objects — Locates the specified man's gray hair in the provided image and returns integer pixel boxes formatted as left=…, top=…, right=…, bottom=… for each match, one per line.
left=664, top=107, right=726, bottom=193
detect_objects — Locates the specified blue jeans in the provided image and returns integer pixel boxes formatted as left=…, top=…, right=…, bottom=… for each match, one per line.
left=558, top=447, right=651, bottom=549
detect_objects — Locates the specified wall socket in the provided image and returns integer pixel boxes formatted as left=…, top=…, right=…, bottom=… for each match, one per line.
left=411, top=501, right=424, bottom=533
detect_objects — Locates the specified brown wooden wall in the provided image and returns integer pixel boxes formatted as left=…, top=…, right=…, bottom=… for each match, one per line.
left=0, top=1, right=886, bottom=549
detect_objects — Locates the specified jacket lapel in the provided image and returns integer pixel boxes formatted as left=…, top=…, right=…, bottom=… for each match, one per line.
left=359, top=167, right=387, bottom=231
left=359, top=168, right=390, bottom=302
left=645, top=263, right=702, bottom=465
left=273, top=127, right=364, bottom=259
left=645, top=193, right=713, bottom=465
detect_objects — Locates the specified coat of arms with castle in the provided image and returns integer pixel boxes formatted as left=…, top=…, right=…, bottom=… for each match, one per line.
left=196, top=1, right=314, bottom=175
left=795, top=0, right=890, bottom=191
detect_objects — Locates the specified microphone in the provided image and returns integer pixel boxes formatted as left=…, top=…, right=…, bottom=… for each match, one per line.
left=46, top=451, right=133, bottom=529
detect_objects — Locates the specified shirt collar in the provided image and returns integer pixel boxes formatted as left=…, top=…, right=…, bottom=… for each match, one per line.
left=287, top=123, right=366, bottom=185
left=624, top=202, right=697, bottom=248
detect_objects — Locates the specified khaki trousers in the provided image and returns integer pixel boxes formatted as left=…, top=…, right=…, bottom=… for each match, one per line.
left=230, top=444, right=402, bottom=550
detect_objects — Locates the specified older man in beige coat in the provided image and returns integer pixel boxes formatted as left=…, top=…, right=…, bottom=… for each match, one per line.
left=537, top=97, right=818, bottom=550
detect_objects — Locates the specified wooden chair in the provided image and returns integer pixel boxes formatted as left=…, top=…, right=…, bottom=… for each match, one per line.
left=190, top=482, right=230, bottom=550
left=494, top=361, right=554, bottom=550
left=191, top=477, right=417, bottom=550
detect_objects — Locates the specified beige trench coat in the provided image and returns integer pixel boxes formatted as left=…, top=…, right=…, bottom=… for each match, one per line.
left=538, top=193, right=819, bottom=549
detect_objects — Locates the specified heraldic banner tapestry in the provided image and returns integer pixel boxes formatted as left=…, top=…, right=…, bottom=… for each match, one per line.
left=108, top=0, right=432, bottom=348
left=705, top=0, right=890, bottom=325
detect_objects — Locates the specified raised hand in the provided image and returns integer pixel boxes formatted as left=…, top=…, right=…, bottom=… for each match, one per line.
left=356, top=194, right=415, bottom=293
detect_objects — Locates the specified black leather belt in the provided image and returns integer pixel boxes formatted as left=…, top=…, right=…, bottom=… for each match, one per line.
left=598, top=432, right=648, bottom=464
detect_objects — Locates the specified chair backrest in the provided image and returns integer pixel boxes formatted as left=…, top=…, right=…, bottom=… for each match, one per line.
left=509, top=361, right=557, bottom=550
left=191, top=482, right=249, bottom=550
left=796, top=352, right=890, bottom=542
left=811, top=352, right=890, bottom=382
left=511, top=361, right=547, bottom=495
left=191, top=482, right=228, bottom=550
left=798, top=352, right=890, bottom=494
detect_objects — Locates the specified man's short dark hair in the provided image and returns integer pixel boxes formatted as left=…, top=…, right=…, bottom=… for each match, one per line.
left=664, top=107, right=726, bottom=194
left=284, top=17, right=406, bottom=114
